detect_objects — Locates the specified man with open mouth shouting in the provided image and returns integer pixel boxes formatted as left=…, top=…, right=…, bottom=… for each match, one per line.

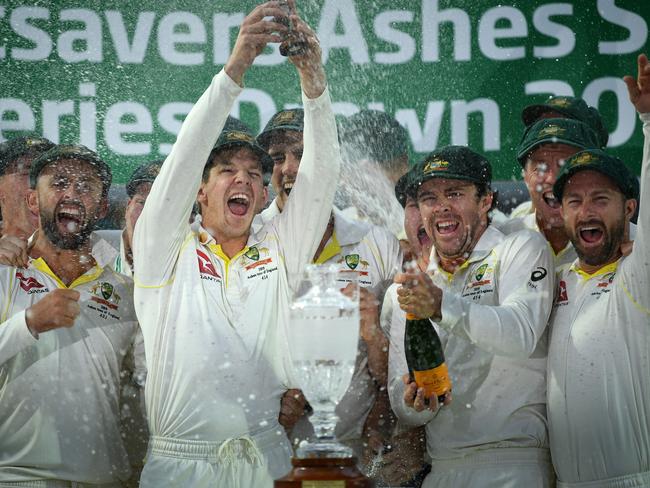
left=131, top=2, right=341, bottom=487
left=546, top=53, right=649, bottom=488
left=390, top=146, right=555, bottom=487
left=0, top=144, right=142, bottom=486
left=500, top=117, right=602, bottom=266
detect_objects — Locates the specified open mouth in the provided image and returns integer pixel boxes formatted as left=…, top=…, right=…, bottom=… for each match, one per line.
left=542, top=191, right=560, bottom=209
left=56, top=204, right=85, bottom=232
left=417, top=226, right=431, bottom=246
left=435, top=220, right=460, bottom=236
left=283, top=181, right=294, bottom=197
left=227, top=193, right=250, bottom=217
left=578, top=225, right=604, bottom=245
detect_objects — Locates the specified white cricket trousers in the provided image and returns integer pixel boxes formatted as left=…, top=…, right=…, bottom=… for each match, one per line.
left=423, top=447, right=555, bottom=488
left=558, top=471, right=650, bottom=488
left=139, top=426, right=293, bottom=488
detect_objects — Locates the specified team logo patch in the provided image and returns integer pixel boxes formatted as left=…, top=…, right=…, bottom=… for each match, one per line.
left=571, top=152, right=598, bottom=166
left=538, top=125, right=564, bottom=138
left=548, top=97, right=571, bottom=108
left=597, top=272, right=616, bottom=288
left=345, top=254, right=359, bottom=270
left=89, top=282, right=121, bottom=309
left=245, top=247, right=260, bottom=261
left=274, top=110, right=297, bottom=125
left=423, top=159, right=449, bottom=174
left=531, top=267, right=548, bottom=282
left=226, top=131, right=254, bottom=143
left=475, top=263, right=488, bottom=281
left=16, top=272, right=46, bottom=293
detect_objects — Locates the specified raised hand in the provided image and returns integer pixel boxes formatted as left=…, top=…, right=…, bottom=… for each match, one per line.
left=395, top=270, right=442, bottom=320
left=0, top=235, right=29, bottom=268
left=25, top=288, right=81, bottom=335
left=623, top=53, right=650, bottom=114
left=225, top=1, right=287, bottom=86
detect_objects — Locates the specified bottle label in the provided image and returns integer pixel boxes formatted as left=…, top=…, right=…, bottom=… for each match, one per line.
left=413, top=363, right=451, bottom=398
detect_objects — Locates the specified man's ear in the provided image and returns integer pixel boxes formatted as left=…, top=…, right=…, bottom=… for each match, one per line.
left=197, top=183, right=208, bottom=207
left=624, top=197, right=637, bottom=221
left=27, top=188, right=39, bottom=216
left=98, top=195, right=109, bottom=220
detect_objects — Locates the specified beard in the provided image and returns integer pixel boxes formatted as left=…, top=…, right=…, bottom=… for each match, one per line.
left=40, top=206, right=96, bottom=250
left=569, top=217, right=626, bottom=267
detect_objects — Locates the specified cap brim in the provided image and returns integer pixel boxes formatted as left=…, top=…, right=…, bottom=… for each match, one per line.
left=553, top=164, right=632, bottom=201
left=257, top=125, right=304, bottom=149
left=517, top=137, right=586, bottom=165
left=216, top=141, right=273, bottom=173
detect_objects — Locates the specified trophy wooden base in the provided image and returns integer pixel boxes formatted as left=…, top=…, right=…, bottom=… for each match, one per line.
left=275, top=457, right=374, bottom=487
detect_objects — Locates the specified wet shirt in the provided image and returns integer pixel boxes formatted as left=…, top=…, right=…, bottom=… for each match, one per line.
left=258, top=204, right=402, bottom=444
left=0, top=254, right=138, bottom=483
left=132, top=71, right=340, bottom=477
left=388, top=226, right=554, bottom=461
left=547, top=113, right=650, bottom=484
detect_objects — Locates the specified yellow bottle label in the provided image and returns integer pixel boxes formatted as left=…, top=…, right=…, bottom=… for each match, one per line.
left=413, top=363, right=451, bottom=398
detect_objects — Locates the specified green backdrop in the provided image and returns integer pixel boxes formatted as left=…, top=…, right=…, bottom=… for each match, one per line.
left=1, top=0, right=648, bottom=182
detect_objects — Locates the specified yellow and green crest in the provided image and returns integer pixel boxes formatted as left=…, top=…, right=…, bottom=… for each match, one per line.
left=345, top=254, right=360, bottom=270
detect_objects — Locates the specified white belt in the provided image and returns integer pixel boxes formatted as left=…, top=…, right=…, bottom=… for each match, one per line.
left=558, top=470, right=650, bottom=488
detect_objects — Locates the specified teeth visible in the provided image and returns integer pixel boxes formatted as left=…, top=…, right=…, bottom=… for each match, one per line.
left=581, top=226, right=599, bottom=232
left=59, top=207, right=81, bottom=216
left=229, top=193, right=249, bottom=203
left=437, top=221, right=456, bottom=229
left=283, top=183, right=294, bottom=190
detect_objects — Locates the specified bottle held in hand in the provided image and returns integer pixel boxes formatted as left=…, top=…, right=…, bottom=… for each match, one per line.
left=277, top=0, right=307, bottom=57
left=404, top=313, right=451, bottom=404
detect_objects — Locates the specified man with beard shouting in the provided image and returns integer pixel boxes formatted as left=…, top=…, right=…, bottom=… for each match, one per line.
left=131, top=2, right=341, bottom=486
left=0, top=144, right=140, bottom=486
left=546, top=53, right=650, bottom=487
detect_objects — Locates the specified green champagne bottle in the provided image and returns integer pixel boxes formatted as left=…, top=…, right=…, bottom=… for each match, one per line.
left=404, top=313, right=451, bottom=404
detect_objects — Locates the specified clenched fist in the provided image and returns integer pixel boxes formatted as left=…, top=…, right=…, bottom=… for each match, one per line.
left=25, top=288, right=81, bottom=335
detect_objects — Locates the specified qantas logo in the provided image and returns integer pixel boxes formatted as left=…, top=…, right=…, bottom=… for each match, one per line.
left=197, top=249, right=221, bottom=279
left=16, top=272, right=47, bottom=294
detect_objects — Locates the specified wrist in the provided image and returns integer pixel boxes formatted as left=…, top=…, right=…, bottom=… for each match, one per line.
left=24, top=308, right=39, bottom=339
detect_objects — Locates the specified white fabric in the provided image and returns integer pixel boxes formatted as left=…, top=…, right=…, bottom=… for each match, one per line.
left=509, top=200, right=533, bottom=218
left=547, top=113, right=650, bottom=486
left=423, top=447, right=554, bottom=488
left=132, top=70, right=341, bottom=483
left=258, top=204, right=402, bottom=449
left=91, top=230, right=131, bottom=277
left=387, top=225, right=554, bottom=483
left=0, top=257, right=139, bottom=484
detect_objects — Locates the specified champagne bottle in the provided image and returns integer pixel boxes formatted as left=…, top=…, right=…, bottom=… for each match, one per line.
left=404, top=313, right=451, bottom=404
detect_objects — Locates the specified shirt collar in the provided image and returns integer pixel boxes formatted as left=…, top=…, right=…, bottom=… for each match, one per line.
left=569, top=258, right=621, bottom=280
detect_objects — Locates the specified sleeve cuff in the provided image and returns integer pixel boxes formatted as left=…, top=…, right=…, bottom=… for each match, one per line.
left=218, top=69, right=245, bottom=98
left=639, top=112, right=650, bottom=123
left=302, top=84, right=331, bottom=108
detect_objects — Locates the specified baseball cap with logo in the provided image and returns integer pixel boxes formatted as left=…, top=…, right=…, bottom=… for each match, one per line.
left=30, top=144, right=112, bottom=195
left=405, top=145, right=492, bottom=197
left=522, top=96, right=608, bottom=148
left=0, top=135, right=55, bottom=176
left=126, top=160, right=163, bottom=197
left=212, top=116, right=272, bottom=173
left=394, top=171, right=411, bottom=208
left=553, top=148, right=639, bottom=201
left=516, top=118, right=601, bottom=166
left=257, top=109, right=305, bottom=150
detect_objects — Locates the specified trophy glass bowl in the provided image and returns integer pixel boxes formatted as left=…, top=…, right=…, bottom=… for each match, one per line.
left=288, top=263, right=360, bottom=459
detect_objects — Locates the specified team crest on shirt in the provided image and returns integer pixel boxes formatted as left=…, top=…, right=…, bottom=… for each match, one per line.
left=89, top=282, right=121, bottom=310
left=594, top=272, right=616, bottom=296
left=16, top=272, right=48, bottom=294
left=243, top=246, right=272, bottom=270
left=467, top=263, right=493, bottom=288
left=345, top=254, right=359, bottom=270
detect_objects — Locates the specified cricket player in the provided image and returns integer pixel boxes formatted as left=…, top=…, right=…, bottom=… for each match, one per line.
left=546, top=53, right=650, bottom=487
left=0, top=136, right=54, bottom=240
left=511, top=95, right=609, bottom=219
left=132, top=3, right=341, bottom=486
left=0, top=144, right=141, bottom=486
left=500, top=117, right=601, bottom=266
left=255, top=108, right=402, bottom=457
left=391, top=146, right=555, bottom=487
